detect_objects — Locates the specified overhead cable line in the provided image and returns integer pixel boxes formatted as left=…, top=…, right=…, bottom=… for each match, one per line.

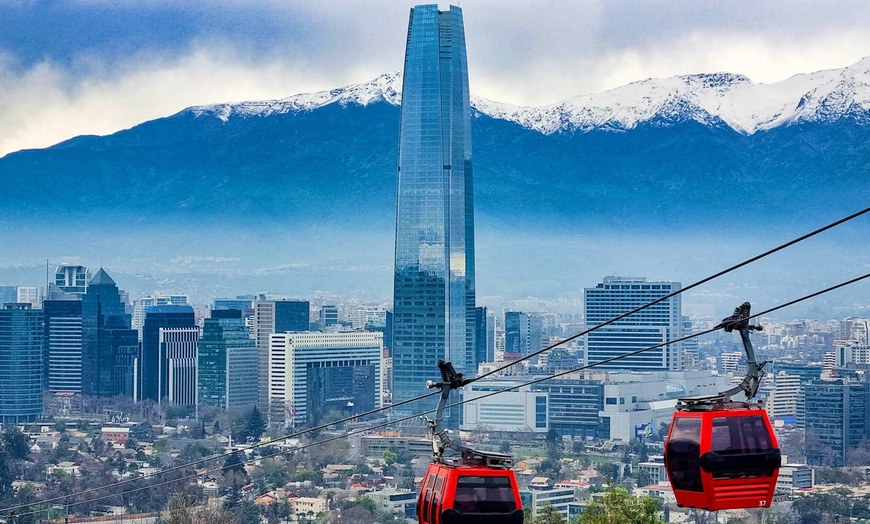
left=3, top=206, right=867, bottom=516
left=471, top=206, right=869, bottom=384
left=8, top=272, right=867, bottom=520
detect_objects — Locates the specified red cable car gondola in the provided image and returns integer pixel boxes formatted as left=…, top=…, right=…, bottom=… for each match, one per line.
left=417, top=361, right=524, bottom=524
left=665, top=303, right=782, bottom=511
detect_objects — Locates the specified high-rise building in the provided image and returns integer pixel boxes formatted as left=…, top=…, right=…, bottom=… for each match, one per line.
left=268, top=331, right=383, bottom=427
left=392, top=4, right=476, bottom=415
left=319, top=304, right=339, bottom=330
left=474, top=306, right=493, bottom=365
left=199, top=309, right=258, bottom=411
left=764, top=372, right=801, bottom=421
left=141, top=305, right=196, bottom=402
left=0, top=303, right=43, bottom=423
left=159, top=327, right=199, bottom=407
left=43, top=298, right=83, bottom=393
left=16, top=286, right=42, bottom=307
left=132, top=294, right=189, bottom=338
left=505, top=312, right=544, bottom=357
left=0, top=286, right=17, bottom=305
left=213, top=298, right=254, bottom=318
left=82, top=269, right=138, bottom=397
left=682, top=316, right=700, bottom=368
left=254, top=300, right=310, bottom=411
left=804, top=378, right=870, bottom=466
left=55, top=265, right=90, bottom=294
left=584, top=277, right=683, bottom=371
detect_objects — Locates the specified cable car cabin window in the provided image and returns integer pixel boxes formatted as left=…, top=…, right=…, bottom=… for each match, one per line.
left=708, top=416, right=777, bottom=480
left=667, top=417, right=703, bottom=492
left=453, top=475, right=517, bottom=514
left=431, top=475, right=444, bottom=523
left=422, top=474, right=436, bottom=523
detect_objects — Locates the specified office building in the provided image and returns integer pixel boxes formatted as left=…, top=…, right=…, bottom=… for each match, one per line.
left=772, top=361, right=823, bottom=384
left=532, top=379, right=604, bottom=439
left=0, top=303, right=43, bottom=424
left=82, top=269, right=138, bottom=397
left=213, top=298, right=254, bottom=318
left=132, top=294, right=189, bottom=337
left=43, top=298, right=83, bottom=393
left=474, top=306, right=493, bottom=365
left=392, top=4, right=476, bottom=416
left=584, top=277, right=683, bottom=371
left=460, top=380, right=548, bottom=435
left=804, top=378, right=870, bottom=466
left=16, top=286, right=41, bottom=307
left=159, top=327, right=199, bottom=406
left=141, top=305, right=196, bottom=402
left=521, top=486, right=575, bottom=521
left=55, top=265, right=90, bottom=294
left=199, top=309, right=258, bottom=411
left=834, top=341, right=870, bottom=367
left=764, top=372, right=801, bottom=421
left=348, top=305, right=386, bottom=330
left=319, top=304, right=339, bottom=330
left=0, top=286, right=17, bottom=305
left=254, top=299, right=310, bottom=410
left=268, top=331, right=382, bottom=427
left=682, top=316, right=700, bottom=367
left=505, top=311, right=544, bottom=357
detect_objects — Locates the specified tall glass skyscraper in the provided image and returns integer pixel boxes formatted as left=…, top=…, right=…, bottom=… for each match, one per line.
left=392, top=4, right=476, bottom=413
left=0, top=303, right=43, bottom=424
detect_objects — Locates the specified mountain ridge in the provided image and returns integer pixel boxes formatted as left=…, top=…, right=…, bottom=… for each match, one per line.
left=180, top=57, right=870, bottom=136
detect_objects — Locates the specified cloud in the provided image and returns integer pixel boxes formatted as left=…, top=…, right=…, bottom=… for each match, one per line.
left=1, top=1, right=869, bottom=155
left=0, top=43, right=350, bottom=156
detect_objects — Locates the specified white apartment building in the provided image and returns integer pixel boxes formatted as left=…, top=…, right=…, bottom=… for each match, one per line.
left=765, top=372, right=801, bottom=420
left=268, top=331, right=383, bottom=427
left=132, top=294, right=189, bottom=338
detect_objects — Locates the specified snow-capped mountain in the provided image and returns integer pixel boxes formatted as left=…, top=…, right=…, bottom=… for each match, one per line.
left=188, top=57, right=870, bottom=135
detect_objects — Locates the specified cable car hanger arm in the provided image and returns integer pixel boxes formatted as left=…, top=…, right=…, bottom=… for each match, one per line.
left=426, top=360, right=513, bottom=468
left=715, top=302, right=770, bottom=401
left=680, top=302, right=771, bottom=408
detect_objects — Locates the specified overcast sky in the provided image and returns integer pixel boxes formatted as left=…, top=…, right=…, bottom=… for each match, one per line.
left=1, top=0, right=869, bottom=157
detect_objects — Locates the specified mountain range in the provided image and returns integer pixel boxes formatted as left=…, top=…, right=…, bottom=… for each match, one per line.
left=0, top=59, right=867, bottom=310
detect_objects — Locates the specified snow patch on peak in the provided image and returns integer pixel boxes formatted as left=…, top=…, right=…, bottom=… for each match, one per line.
left=186, top=72, right=404, bottom=121
left=476, top=58, right=870, bottom=135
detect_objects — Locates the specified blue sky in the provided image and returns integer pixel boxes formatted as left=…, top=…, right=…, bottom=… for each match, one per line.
left=1, top=0, right=869, bottom=156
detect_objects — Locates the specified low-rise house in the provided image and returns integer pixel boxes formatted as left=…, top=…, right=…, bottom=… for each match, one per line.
left=47, top=461, right=81, bottom=477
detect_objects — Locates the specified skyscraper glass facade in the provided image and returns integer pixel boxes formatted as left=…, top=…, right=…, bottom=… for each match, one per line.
left=43, top=299, right=83, bottom=393
left=199, top=309, right=258, bottom=411
left=141, top=305, right=195, bottom=402
left=0, top=303, right=43, bottom=424
left=392, top=4, right=476, bottom=413
left=82, top=268, right=136, bottom=397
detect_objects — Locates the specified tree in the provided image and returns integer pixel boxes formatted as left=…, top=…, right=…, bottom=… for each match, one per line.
left=246, top=407, right=267, bottom=442
left=534, top=504, right=565, bottom=524
left=382, top=450, right=398, bottom=465
left=546, top=429, right=563, bottom=461
left=596, top=462, right=619, bottom=483
left=791, top=487, right=853, bottom=524
left=576, top=486, right=662, bottom=524
left=4, top=429, right=31, bottom=460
